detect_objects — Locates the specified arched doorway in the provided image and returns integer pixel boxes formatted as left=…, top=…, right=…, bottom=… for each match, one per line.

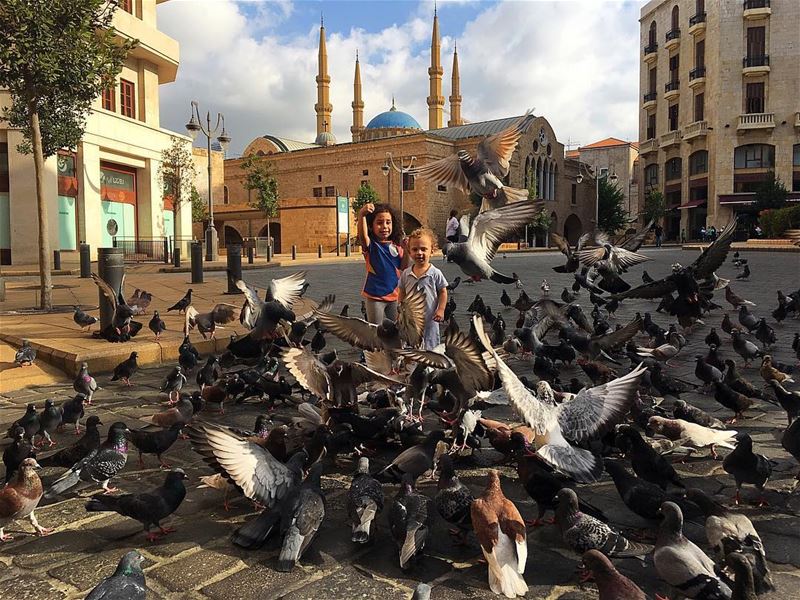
left=224, top=225, right=243, bottom=247
left=402, top=212, right=422, bottom=236
left=563, top=214, right=582, bottom=245
left=258, top=222, right=282, bottom=254
left=547, top=211, right=558, bottom=248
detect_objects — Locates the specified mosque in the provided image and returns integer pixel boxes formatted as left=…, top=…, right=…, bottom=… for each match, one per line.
left=218, top=10, right=595, bottom=254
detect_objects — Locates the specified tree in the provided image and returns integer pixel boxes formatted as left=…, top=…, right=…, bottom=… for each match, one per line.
left=598, top=178, right=627, bottom=235
left=0, top=1, right=135, bottom=310
left=157, top=137, right=198, bottom=241
left=753, top=170, right=788, bottom=212
left=190, top=187, right=207, bottom=223
left=642, top=189, right=666, bottom=225
left=351, top=181, right=380, bottom=215
left=242, top=154, right=279, bottom=243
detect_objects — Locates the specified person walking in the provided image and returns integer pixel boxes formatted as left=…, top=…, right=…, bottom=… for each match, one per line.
left=445, top=209, right=460, bottom=244
left=654, top=224, right=663, bottom=247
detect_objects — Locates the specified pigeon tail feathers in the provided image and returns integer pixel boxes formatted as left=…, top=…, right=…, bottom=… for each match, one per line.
left=277, top=524, right=304, bottom=572
left=231, top=509, right=281, bottom=549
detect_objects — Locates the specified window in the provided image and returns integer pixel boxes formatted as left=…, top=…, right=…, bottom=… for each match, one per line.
left=102, top=85, right=115, bottom=111
left=696, top=0, right=705, bottom=13
left=695, top=39, right=705, bottom=69
left=669, top=54, right=679, bottom=82
left=362, top=169, right=369, bottom=176
left=734, top=144, right=774, bottom=169
left=223, top=185, right=229, bottom=205
left=571, top=183, right=577, bottom=205
left=668, top=103, right=679, bottom=131
left=324, top=186, right=335, bottom=197
left=644, top=164, right=659, bottom=188
left=360, top=180, right=368, bottom=188
left=437, top=184, right=447, bottom=192
left=746, top=26, right=765, bottom=59
left=665, top=157, right=682, bottom=181
left=745, top=82, right=764, bottom=114
left=312, top=187, right=322, bottom=197
left=648, top=67, right=657, bottom=94
left=671, top=6, right=679, bottom=30
left=119, top=79, right=135, bottom=119
left=120, top=0, right=133, bottom=13
left=648, top=21, right=657, bottom=46
left=694, top=93, right=704, bottom=121
left=794, top=144, right=800, bottom=167
left=689, top=150, right=708, bottom=175
left=402, top=172, right=415, bottom=192
left=647, top=112, right=656, bottom=139
left=599, top=167, right=609, bottom=178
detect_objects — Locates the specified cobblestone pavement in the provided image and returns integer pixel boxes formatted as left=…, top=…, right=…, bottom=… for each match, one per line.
left=0, top=248, right=799, bottom=599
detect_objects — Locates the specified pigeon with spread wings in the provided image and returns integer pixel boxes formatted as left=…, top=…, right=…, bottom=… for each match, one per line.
left=90, top=273, right=142, bottom=341
left=412, top=111, right=534, bottom=213
left=551, top=232, right=591, bottom=273
left=474, top=315, right=646, bottom=483
left=184, top=304, right=240, bottom=339
left=443, top=200, right=543, bottom=284
left=577, top=232, right=652, bottom=273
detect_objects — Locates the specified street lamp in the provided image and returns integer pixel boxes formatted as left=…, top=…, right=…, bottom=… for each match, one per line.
left=577, top=164, right=617, bottom=232
left=186, top=100, right=231, bottom=261
left=382, top=152, right=416, bottom=236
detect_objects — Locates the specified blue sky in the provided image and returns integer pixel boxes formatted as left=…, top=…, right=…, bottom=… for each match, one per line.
left=158, top=0, right=646, bottom=155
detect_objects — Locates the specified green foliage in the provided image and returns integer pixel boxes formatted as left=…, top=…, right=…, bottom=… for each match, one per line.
left=759, top=205, right=800, bottom=238
left=242, top=154, right=279, bottom=218
left=0, top=0, right=136, bottom=157
left=643, top=190, right=666, bottom=224
left=351, top=181, right=380, bottom=214
left=158, top=137, right=198, bottom=237
left=530, top=211, right=551, bottom=232
left=526, top=166, right=538, bottom=200
left=753, top=170, right=789, bottom=212
left=598, top=178, right=627, bottom=235
left=190, top=186, right=207, bottom=223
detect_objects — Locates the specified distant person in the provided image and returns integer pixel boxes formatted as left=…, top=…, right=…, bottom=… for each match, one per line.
left=700, top=226, right=707, bottom=241
left=654, top=224, right=663, bottom=247
left=445, top=209, right=460, bottom=244
left=357, top=203, right=409, bottom=325
left=755, top=225, right=763, bottom=237
left=399, top=228, right=448, bottom=350
left=680, top=228, right=687, bottom=244
left=709, top=225, right=717, bottom=240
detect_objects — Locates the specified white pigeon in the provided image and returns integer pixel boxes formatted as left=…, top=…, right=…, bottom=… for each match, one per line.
left=647, top=416, right=737, bottom=459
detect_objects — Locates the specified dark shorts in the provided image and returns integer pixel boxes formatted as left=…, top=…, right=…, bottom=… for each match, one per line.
left=446, top=234, right=459, bottom=244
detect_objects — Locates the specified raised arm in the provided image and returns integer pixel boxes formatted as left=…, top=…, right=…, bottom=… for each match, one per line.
left=356, top=203, right=374, bottom=250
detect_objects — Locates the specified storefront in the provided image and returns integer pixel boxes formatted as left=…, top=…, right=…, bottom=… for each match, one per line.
left=99, top=163, right=137, bottom=247
left=57, top=152, right=79, bottom=251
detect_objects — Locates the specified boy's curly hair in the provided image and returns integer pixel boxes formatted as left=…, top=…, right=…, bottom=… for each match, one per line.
left=365, top=204, right=403, bottom=244
left=407, top=227, right=438, bottom=252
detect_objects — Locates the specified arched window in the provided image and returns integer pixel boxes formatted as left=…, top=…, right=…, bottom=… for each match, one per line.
left=536, top=158, right=543, bottom=198
left=665, top=157, right=682, bottom=181
left=553, top=164, right=558, bottom=199
left=689, top=150, right=708, bottom=175
left=524, top=155, right=531, bottom=188
left=734, top=144, right=774, bottom=169
left=671, top=6, right=679, bottom=30
left=791, top=143, right=799, bottom=166
left=649, top=21, right=657, bottom=45
left=644, top=163, right=659, bottom=188
left=549, top=162, right=556, bottom=200
left=223, top=185, right=229, bottom=204
left=696, top=0, right=705, bottom=15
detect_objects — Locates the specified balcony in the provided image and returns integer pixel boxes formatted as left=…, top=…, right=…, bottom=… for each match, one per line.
left=665, top=28, right=681, bottom=50
left=795, top=111, right=800, bottom=129
left=737, top=112, right=775, bottom=131
left=683, top=120, right=709, bottom=140
left=689, top=12, right=707, bottom=35
left=743, top=54, right=770, bottom=76
left=660, top=130, right=682, bottom=148
left=643, top=91, right=657, bottom=109
left=664, top=80, right=680, bottom=100
left=639, top=138, right=659, bottom=155
left=689, top=66, right=706, bottom=88
left=743, top=0, right=771, bottom=20
left=644, top=43, right=658, bottom=63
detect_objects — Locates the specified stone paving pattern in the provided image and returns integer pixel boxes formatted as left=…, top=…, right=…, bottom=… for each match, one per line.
left=0, top=248, right=799, bottom=599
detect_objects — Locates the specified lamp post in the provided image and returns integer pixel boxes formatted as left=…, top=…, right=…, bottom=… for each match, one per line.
left=186, top=100, right=231, bottom=261
left=381, top=152, right=416, bottom=236
left=576, top=164, right=617, bottom=232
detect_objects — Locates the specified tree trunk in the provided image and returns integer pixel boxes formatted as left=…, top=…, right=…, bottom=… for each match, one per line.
left=29, top=104, right=52, bottom=310
left=266, top=216, right=271, bottom=252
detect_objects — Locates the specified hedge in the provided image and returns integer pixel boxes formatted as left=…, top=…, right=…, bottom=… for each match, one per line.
left=759, top=205, right=800, bottom=238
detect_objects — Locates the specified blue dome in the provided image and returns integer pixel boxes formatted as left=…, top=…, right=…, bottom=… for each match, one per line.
left=366, top=105, right=421, bottom=130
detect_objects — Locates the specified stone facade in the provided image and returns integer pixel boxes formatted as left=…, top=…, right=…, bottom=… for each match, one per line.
left=571, top=140, right=641, bottom=223
left=638, top=0, right=800, bottom=240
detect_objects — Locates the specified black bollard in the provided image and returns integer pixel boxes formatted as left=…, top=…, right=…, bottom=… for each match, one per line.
left=163, top=237, right=170, bottom=264
left=291, top=245, right=297, bottom=260
left=318, top=244, right=322, bottom=259
left=247, top=245, right=254, bottom=264
left=79, top=243, right=91, bottom=278
left=173, top=246, right=181, bottom=268
left=345, top=238, right=351, bottom=257
left=53, top=250, right=61, bottom=271
left=267, top=245, right=272, bottom=262
left=227, top=244, right=242, bottom=294
left=97, top=247, right=124, bottom=329
left=191, top=240, right=203, bottom=284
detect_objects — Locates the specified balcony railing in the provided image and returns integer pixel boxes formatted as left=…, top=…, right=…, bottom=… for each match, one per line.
left=644, top=42, right=658, bottom=55
left=743, top=0, right=769, bottom=9
left=643, top=91, right=657, bottom=103
left=660, top=130, right=682, bottom=147
left=738, top=112, right=775, bottom=130
left=639, top=138, right=658, bottom=154
left=689, top=66, right=706, bottom=80
left=743, top=54, right=769, bottom=67
left=689, top=12, right=706, bottom=26
left=683, top=120, right=709, bottom=140
left=665, top=80, right=680, bottom=92
left=665, top=28, right=681, bottom=41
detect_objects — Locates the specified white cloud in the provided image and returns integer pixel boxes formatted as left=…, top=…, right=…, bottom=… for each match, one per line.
left=156, top=0, right=645, bottom=155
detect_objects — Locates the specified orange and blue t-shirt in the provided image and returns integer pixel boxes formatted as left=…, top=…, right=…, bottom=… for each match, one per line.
left=362, top=240, right=403, bottom=301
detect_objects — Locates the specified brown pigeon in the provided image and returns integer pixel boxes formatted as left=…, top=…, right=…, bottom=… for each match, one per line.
left=580, top=549, right=646, bottom=599
left=0, top=458, right=51, bottom=541
left=470, top=470, right=528, bottom=598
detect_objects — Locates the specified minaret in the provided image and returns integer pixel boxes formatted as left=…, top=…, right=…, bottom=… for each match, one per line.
left=351, top=51, right=364, bottom=142
left=448, top=42, right=462, bottom=127
left=315, top=16, right=332, bottom=138
left=427, top=4, right=444, bottom=130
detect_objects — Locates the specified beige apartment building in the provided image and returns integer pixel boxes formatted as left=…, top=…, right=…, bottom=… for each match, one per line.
left=0, top=0, right=190, bottom=265
left=637, top=0, right=800, bottom=241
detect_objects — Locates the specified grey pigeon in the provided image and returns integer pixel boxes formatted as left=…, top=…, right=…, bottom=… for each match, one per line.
left=73, top=362, right=99, bottom=404
left=730, top=331, right=762, bottom=367
left=442, top=200, right=542, bottom=284
left=14, top=339, right=36, bottom=366
left=73, top=306, right=98, bottom=331
left=375, top=430, right=445, bottom=483
left=148, top=310, right=166, bottom=339
left=411, top=583, right=432, bottom=600
left=654, top=501, right=732, bottom=599
left=36, top=399, right=62, bottom=448
left=59, top=394, right=86, bottom=434
left=160, top=366, right=187, bottom=404
left=7, top=404, right=40, bottom=441
left=85, top=550, right=146, bottom=600
left=38, top=416, right=102, bottom=469
left=434, top=454, right=474, bottom=543
left=673, top=399, right=725, bottom=429
left=389, top=473, right=435, bottom=570
left=3, top=426, right=35, bottom=483
left=347, top=457, right=384, bottom=543
left=737, top=306, right=758, bottom=332
left=276, top=462, right=326, bottom=571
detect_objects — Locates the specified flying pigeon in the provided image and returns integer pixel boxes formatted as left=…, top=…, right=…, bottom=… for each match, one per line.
left=184, top=303, right=240, bottom=339
left=577, top=231, right=652, bottom=273
left=91, top=273, right=141, bottom=340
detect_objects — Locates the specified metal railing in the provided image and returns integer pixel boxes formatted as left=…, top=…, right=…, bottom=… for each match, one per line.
left=112, top=237, right=169, bottom=263
left=743, top=0, right=769, bottom=9
left=644, top=42, right=658, bottom=55
left=665, top=80, right=680, bottom=92
left=643, top=91, right=657, bottom=103
left=665, top=28, right=681, bottom=41
left=743, top=54, right=769, bottom=67
left=689, top=66, right=706, bottom=80
left=689, top=12, right=706, bottom=25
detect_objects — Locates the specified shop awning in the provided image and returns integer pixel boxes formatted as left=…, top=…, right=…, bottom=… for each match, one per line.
left=719, top=194, right=755, bottom=205
left=678, top=199, right=707, bottom=210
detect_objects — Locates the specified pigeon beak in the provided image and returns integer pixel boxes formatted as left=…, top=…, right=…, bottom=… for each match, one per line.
left=33, top=461, right=42, bottom=470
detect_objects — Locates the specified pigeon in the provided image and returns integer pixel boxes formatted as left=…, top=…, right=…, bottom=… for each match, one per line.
left=695, top=355, right=723, bottom=385
left=411, top=583, right=432, bottom=600
left=470, top=470, right=528, bottom=598
left=85, top=550, right=146, bottom=600
left=636, top=343, right=679, bottom=365
left=648, top=416, right=737, bottom=459
left=14, top=339, right=36, bottom=366
left=73, top=306, right=98, bottom=331
left=725, top=286, right=756, bottom=310
left=737, top=306, right=758, bottom=333
left=754, top=319, right=776, bottom=349
left=143, top=393, right=199, bottom=429
left=35, top=399, right=62, bottom=448
left=85, top=469, right=188, bottom=541
left=73, top=362, right=99, bottom=405
left=0, top=458, right=50, bottom=541
left=389, top=473, right=435, bottom=571
left=45, top=422, right=130, bottom=498
left=551, top=232, right=590, bottom=273
left=577, top=232, right=652, bottom=273
left=441, top=200, right=543, bottom=284
left=37, top=416, right=102, bottom=469
left=672, top=399, right=725, bottom=429
left=654, top=502, right=732, bottom=600
left=760, top=355, right=794, bottom=385
left=129, top=290, right=152, bottom=316
left=736, top=264, right=751, bottom=280
left=723, top=360, right=765, bottom=401
left=273, top=462, right=326, bottom=572
left=126, top=424, right=183, bottom=469
left=446, top=276, right=461, bottom=292
left=705, top=328, right=722, bottom=348
left=500, top=289, right=512, bottom=307
left=196, top=355, right=221, bottom=390
left=111, top=352, right=138, bottom=386
left=375, top=430, right=445, bottom=483
left=412, top=111, right=534, bottom=212
left=7, top=403, right=40, bottom=441
left=91, top=273, right=140, bottom=339
left=767, top=380, right=800, bottom=425
left=59, top=394, right=86, bottom=434
left=434, top=454, right=474, bottom=544
left=3, top=427, right=35, bottom=483
left=184, top=303, right=240, bottom=339
left=615, top=425, right=683, bottom=490
left=347, top=457, right=384, bottom=544
left=729, top=332, right=762, bottom=368
left=160, top=366, right=187, bottom=404
left=580, top=549, right=646, bottom=599
left=167, top=288, right=192, bottom=313
left=711, top=382, right=753, bottom=424
left=148, top=311, right=166, bottom=339
left=727, top=553, right=757, bottom=600
left=723, top=433, right=772, bottom=506
left=555, top=487, right=652, bottom=558
left=650, top=364, right=697, bottom=399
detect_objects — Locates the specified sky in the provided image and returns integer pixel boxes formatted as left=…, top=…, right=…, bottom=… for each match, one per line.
left=157, top=0, right=647, bottom=156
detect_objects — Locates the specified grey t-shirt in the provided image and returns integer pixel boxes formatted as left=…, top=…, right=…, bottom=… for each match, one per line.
left=400, top=264, right=448, bottom=350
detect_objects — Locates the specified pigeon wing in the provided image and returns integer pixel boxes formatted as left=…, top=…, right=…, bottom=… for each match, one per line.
left=443, top=329, right=494, bottom=394
left=282, top=347, right=330, bottom=401
left=549, top=232, right=572, bottom=259
left=690, top=218, right=737, bottom=280
left=619, top=220, right=655, bottom=251
left=476, top=111, right=533, bottom=177
left=611, top=247, right=652, bottom=270
left=397, top=287, right=426, bottom=348
left=314, top=311, right=381, bottom=351
left=458, top=214, right=471, bottom=239
left=591, top=315, right=642, bottom=351
left=235, top=279, right=264, bottom=312
left=467, top=200, right=542, bottom=263
left=266, top=271, right=307, bottom=309
left=576, top=247, right=606, bottom=268
left=211, top=303, right=241, bottom=325
left=395, top=348, right=454, bottom=369
left=610, top=277, right=678, bottom=301
left=184, top=306, right=199, bottom=335
left=350, top=362, right=406, bottom=387
left=91, top=273, right=118, bottom=310
left=412, top=154, right=470, bottom=193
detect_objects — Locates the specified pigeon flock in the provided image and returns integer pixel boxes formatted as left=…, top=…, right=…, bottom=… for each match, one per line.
left=3, top=208, right=800, bottom=599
